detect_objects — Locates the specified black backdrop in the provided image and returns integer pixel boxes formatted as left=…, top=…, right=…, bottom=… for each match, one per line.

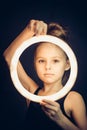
left=0, top=0, right=87, bottom=129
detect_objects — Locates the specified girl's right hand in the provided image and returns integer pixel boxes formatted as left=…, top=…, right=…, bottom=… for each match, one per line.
left=27, top=19, right=47, bottom=36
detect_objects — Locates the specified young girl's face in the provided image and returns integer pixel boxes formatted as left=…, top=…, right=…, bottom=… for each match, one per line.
left=34, top=42, right=70, bottom=85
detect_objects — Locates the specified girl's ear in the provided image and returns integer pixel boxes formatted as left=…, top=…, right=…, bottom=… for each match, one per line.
left=65, top=60, right=70, bottom=71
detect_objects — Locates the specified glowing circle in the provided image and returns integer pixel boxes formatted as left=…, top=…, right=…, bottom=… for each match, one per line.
left=10, top=35, right=78, bottom=102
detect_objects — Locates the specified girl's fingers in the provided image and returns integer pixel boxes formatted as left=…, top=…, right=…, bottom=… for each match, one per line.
left=42, top=106, right=55, bottom=117
left=28, top=20, right=47, bottom=35
left=40, top=99, right=60, bottom=113
left=41, top=99, right=59, bottom=106
left=39, top=21, right=47, bottom=34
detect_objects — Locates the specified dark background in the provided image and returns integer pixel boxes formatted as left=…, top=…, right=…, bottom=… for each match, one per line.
left=0, top=0, right=87, bottom=129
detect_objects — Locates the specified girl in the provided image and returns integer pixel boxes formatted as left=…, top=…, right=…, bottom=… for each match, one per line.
left=3, top=20, right=87, bottom=130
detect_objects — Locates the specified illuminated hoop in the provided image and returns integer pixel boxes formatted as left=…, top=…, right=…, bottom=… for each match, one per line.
left=10, top=35, right=78, bottom=102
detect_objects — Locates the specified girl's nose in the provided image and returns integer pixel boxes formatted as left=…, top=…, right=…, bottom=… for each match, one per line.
left=45, top=62, right=51, bottom=70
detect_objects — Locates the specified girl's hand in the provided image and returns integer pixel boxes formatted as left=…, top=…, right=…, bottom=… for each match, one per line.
left=27, top=19, right=47, bottom=36
left=40, top=99, right=63, bottom=122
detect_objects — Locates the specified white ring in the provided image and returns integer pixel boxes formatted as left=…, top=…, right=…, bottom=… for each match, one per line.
left=10, top=35, right=78, bottom=102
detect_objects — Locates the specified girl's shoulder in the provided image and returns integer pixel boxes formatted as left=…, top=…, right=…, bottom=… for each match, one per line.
left=65, top=91, right=84, bottom=106
left=66, top=91, right=82, bottom=99
left=64, top=91, right=84, bottom=117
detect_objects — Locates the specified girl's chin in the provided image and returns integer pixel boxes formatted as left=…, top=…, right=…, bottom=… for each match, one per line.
left=43, top=80, right=56, bottom=85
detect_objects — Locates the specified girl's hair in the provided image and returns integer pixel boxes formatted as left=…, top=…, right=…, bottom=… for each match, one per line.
left=47, top=22, right=67, bottom=42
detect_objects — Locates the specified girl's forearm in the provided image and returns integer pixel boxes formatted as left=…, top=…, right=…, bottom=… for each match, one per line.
left=56, top=115, right=81, bottom=130
left=3, top=26, right=34, bottom=66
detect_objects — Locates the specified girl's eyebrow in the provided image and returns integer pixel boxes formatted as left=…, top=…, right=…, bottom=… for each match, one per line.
left=35, top=56, right=62, bottom=59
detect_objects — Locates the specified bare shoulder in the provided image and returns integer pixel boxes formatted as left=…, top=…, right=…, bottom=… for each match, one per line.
left=66, top=91, right=82, bottom=100
left=64, top=91, right=86, bottom=117
left=65, top=91, right=85, bottom=106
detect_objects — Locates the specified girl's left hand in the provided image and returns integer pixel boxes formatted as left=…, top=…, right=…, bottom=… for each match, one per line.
left=40, top=99, right=63, bottom=122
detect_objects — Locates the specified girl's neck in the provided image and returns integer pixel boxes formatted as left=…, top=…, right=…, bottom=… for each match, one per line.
left=39, top=82, right=63, bottom=96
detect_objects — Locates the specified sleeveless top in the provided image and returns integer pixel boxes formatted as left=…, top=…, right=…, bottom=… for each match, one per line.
left=24, top=88, right=76, bottom=130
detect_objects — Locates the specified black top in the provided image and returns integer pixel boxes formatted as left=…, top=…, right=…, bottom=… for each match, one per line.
left=24, top=87, right=76, bottom=130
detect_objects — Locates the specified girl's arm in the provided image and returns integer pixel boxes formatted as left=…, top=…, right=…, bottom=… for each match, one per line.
left=3, top=20, right=47, bottom=93
left=3, top=21, right=34, bottom=66
left=65, top=91, right=87, bottom=130
left=41, top=91, right=87, bottom=130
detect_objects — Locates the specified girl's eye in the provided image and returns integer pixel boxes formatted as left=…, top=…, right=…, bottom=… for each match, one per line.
left=53, top=59, right=59, bottom=63
left=38, top=60, right=45, bottom=63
